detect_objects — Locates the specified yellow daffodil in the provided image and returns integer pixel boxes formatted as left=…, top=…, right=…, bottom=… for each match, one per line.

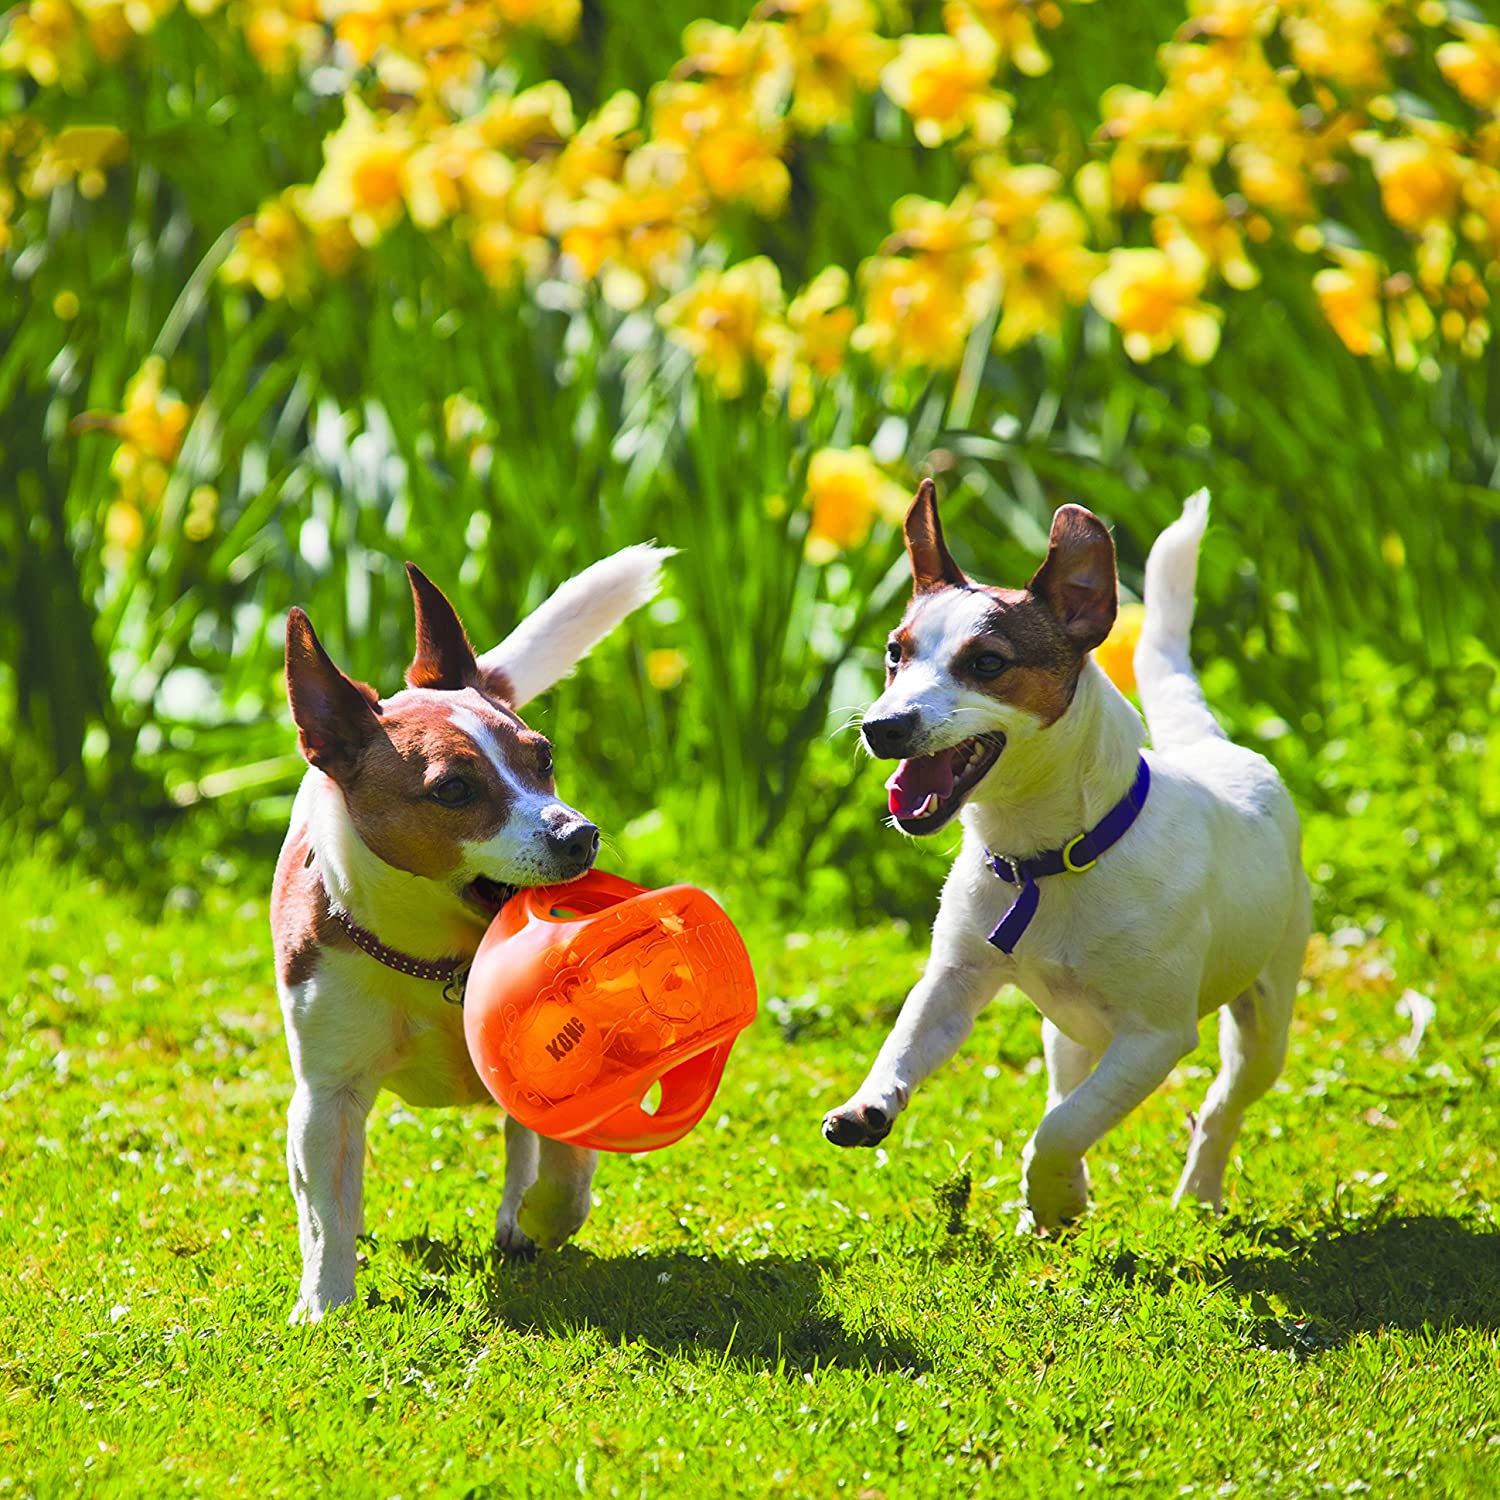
left=658, top=257, right=787, bottom=399
left=1142, top=166, right=1259, bottom=289
left=1094, top=601, right=1144, bottom=694
left=1313, top=253, right=1432, bottom=373
left=972, top=157, right=1061, bottom=231
left=553, top=91, right=641, bottom=196
left=675, top=18, right=791, bottom=116
left=853, top=254, right=976, bottom=370
left=476, top=82, right=576, bottom=155
left=879, top=190, right=1001, bottom=318
left=1434, top=259, right=1491, bottom=359
left=1313, top=248, right=1382, bottom=357
left=24, top=125, right=128, bottom=199
left=785, top=264, right=857, bottom=416
left=881, top=28, right=1011, bottom=148
left=493, top=0, right=582, bottom=43
left=470, top=161, right=554, bottom=289
left=558, top=143, right=702, bottom=308
left=1228, top=141, right=1313, bottom=219
left=80, top=356, right=192, bottom=512
left=0, top=0, right=87, bottom=89
left=1186, top=0, right=1274, bottom=43
left=116, top=356, right=190, bottom=462
left=221, top=195, right=313, bottom=301
left=1283, top=0, right=1393, bottom=94
left=241, top=0, right=323, bottom=76
left=652, top=81, right=790, bottom=215
left=404, top=123, right=514, bottom=228
left=304, top=97, right=415, bottom=248
left=645, top=649, right=688, bottom=690
left=1438, top=22, right=1500, bottom=113
left=945, top=0, right=1053, bottom=78
left=1089, top=239, right=1221, bottom=364
left=994, top=198, right=1097, bottom=348
left=803, top=445, right=905, bottom=562
left=762, top=0, right=894, bottom=132
left=1356, top=129, right=1466, bottom=234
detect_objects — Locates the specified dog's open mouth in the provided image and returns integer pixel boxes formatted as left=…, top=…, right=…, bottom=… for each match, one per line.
left=464, top=875, right=519, bottom=916
left=886, top=733, right=1005, bottom=835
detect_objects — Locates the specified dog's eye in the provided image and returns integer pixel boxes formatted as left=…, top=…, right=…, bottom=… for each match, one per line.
left=535, top=743, right=554, bottom=778
left=972, top=652, right=1009, bottom=678
left=430, top=776, right=475, bottom=807
left=886, top=641, right=902, bottom=667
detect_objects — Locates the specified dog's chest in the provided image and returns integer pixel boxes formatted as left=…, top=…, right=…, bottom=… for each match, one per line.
left=1010, top=956, right=1117, bottom=1052
left=287, top=948, right=493, bottom=1108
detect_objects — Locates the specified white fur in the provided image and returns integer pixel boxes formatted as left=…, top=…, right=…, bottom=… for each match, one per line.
left=826, top=493, right=1311, bottom=1227
left=278, top=554, right=667, bottom=1323
left=478, top=544, right=674, bottom=708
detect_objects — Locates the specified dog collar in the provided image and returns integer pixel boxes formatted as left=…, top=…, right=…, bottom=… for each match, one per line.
left=984, top=756, right=1151, bottom=955
left=317, top=873, right=515, bottom=1006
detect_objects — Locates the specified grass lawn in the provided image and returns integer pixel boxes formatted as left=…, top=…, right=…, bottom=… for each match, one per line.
left=2, top=849, right=1497, bottom=1497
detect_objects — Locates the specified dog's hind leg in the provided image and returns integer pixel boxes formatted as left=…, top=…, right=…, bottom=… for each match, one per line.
left=495, top=1115, right=541, bottom=1254
left=1173, top=884, right=1306, bottom=1210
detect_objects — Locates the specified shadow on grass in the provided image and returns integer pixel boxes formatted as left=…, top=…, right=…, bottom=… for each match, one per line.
left=1221, top=1214, right=1500, bottom=1350
left=396, top=1235, right=925, bottom=1375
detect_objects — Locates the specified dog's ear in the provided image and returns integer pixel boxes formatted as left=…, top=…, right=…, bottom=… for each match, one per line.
left=1028, top=504, right=1118, bottom=651
left=285, top=609, right=382, bottom=776
left=404, top=563, right=516, bottom=701
left=904, top=478, right=967, bottom=593
left=405, top=563, right=480, bottom=691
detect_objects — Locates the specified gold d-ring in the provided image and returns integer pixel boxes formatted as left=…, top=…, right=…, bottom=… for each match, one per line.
left=1062, top=835, right=1097, bottom=873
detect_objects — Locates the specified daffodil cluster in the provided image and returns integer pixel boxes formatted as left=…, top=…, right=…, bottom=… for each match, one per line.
left=6, top=0, right=1499, bottom=552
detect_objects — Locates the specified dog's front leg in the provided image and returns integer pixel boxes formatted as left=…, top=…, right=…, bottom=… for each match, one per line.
left=1022, top=1024, right=1195, bottom=1228
left=517, top=1137, right=597, bottom=1251
left=286, top=1077, right=377, bottom=1324
left=823, top=954, right=1001, bottom=1148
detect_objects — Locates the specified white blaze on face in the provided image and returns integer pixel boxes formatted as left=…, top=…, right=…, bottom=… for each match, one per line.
left=868, top=590, right=1013, bottom=756
left=447, top=702, right=587, bottom=885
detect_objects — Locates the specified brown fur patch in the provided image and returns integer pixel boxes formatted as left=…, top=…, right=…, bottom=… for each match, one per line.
left=270, top=823, right=352, bottom=989
left=956, top=588, right=1085, bottom=726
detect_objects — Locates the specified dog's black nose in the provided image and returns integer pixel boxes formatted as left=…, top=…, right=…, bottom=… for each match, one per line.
left=546, top=820, right=600, bottom=868
left=863, top=710, right=920, bottom=759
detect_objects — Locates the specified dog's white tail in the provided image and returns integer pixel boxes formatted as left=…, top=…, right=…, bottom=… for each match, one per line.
left=478, top=544, right=673, bottom=708
left=1134, top=489, right=1225, bottom=748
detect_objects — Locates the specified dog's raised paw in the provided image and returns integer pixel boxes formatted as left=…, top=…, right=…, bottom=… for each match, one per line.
left=822, top=1104, right=891, bottom=1148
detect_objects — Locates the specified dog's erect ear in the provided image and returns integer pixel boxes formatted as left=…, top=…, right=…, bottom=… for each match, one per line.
left=285, top=609, right=382, bottom=775
left=1028, top=504, right=1118, bottom=652
left=405, top=563, right=479, bottom=691
left=404, top=562, right=515, bottom=701
left=904, top=478, right=967, bottom=593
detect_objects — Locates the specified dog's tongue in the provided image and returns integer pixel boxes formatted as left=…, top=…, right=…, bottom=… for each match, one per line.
left=886, top=750, right=956, bottom=819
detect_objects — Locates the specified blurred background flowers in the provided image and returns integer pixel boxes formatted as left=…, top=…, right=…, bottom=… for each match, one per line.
left=1, top=0, right=1496, bottom=917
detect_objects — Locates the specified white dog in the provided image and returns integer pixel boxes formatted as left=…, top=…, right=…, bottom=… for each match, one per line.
left=824, top=482, right=1309, bottom=1227
left=271, top=548, right=667, bottom=1322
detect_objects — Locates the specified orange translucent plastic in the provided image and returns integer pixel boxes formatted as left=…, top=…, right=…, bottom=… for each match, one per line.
left=463, top=870, right=758, bottom=1152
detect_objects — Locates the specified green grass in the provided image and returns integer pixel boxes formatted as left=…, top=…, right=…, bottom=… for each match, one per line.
left=2, top=851, right=1497, bottom=1498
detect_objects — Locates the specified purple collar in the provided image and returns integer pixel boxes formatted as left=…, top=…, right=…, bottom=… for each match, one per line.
left=984, top=756, right=1151, bottom=955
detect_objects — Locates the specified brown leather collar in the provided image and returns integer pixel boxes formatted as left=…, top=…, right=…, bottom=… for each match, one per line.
left=316, top=871, right=510, bottom=1006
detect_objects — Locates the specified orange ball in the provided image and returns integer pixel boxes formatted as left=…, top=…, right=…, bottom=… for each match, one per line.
left=509, top=999, right=603, bottom=1100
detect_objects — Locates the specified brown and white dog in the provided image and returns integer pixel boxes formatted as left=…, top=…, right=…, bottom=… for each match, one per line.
left=824, top=484, right=1309, bottom=1228
left=271, top=546, right=668, bottom=1323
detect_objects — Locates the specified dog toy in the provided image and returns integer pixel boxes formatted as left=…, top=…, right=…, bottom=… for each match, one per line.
left=463, top=870, right=757, bottom=1151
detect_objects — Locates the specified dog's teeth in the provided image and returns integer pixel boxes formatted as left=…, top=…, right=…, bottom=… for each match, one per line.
left=917, top=792, right=940, bottom=818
